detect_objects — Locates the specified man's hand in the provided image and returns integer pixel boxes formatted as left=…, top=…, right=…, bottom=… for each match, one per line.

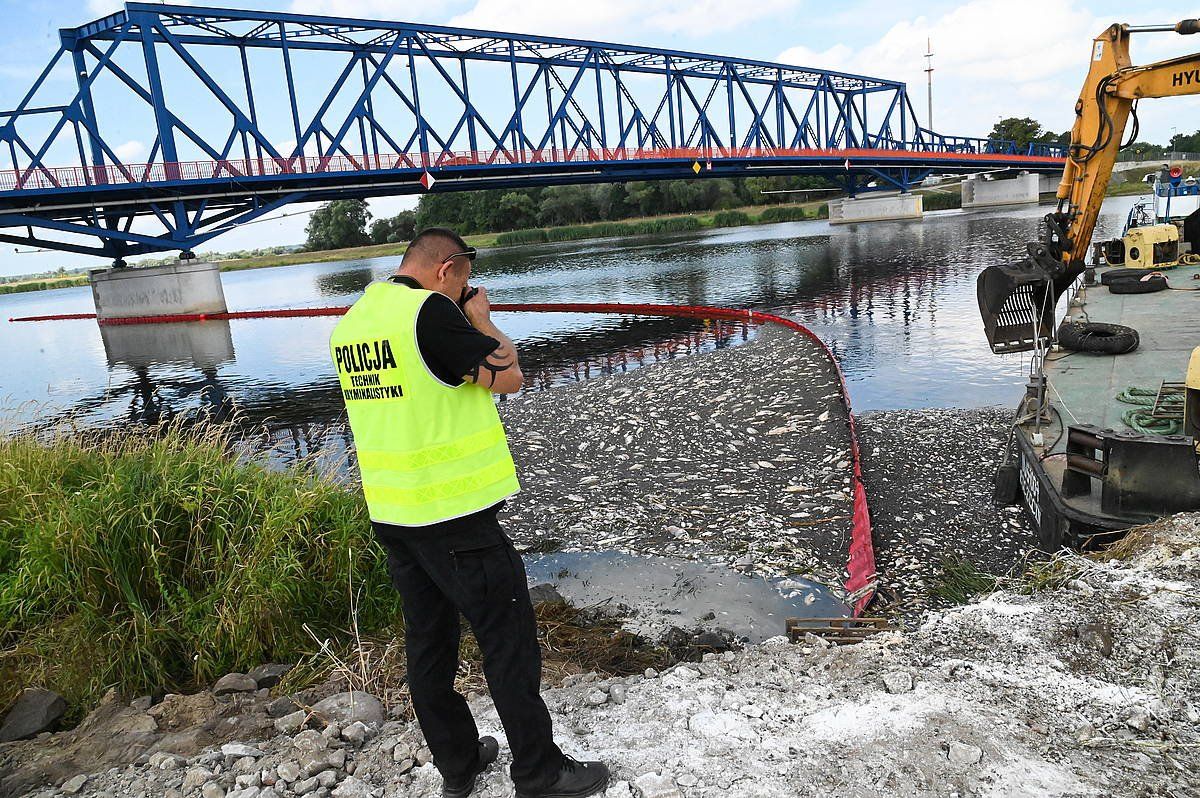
left=460, top=285, right=524, bottom=394
left=461, top=284, right=490, bottom=327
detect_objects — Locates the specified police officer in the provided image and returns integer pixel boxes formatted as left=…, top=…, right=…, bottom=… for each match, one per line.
left=329, top=228, right=610, bottom=798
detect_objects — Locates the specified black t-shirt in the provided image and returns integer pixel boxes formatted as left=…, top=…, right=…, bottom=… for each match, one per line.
left=371, top=275, right=505, bottom=544
left=389, top=275, right=500, bottom=385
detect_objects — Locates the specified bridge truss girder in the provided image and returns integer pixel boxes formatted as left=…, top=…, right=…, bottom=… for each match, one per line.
left=0, top=3, right=1065, bottom=260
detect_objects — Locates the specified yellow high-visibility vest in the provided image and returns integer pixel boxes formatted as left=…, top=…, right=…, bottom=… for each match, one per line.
left=329, top=280, right=519, bottom=526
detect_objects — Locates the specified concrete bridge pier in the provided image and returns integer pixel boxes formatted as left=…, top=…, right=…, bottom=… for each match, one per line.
left=89, top=259, right=228, bottom=321
left=961, top=172, right=1042, bottom=210
left=828, top=193, right=924, bottom=225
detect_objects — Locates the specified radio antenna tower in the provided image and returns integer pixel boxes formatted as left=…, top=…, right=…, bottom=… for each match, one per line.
left=924, top=37, right=934, bottom=129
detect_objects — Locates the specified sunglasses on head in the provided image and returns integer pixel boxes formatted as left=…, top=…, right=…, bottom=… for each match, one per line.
left=443, top=247, right=477, bottom=263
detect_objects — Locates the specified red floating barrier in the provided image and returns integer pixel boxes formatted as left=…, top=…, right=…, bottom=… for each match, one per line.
left=8, top=300, right=876, bottom=613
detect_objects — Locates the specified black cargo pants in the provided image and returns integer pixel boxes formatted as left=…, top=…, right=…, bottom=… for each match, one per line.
left=373, top=512, right=563, bottom=792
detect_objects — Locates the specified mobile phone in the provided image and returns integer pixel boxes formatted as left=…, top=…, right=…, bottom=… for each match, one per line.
left=459, top=286, right=479, bottom=308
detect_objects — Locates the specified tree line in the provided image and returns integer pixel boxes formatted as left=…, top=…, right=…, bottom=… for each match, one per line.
left=989, top=117, right=1200, bottom=161
left=303, top=175, right=831, bottom=251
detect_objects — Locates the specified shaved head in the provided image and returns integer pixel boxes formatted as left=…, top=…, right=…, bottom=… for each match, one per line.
left=401, top=227, right=470, bottom=270
left=396, top=227, right=474, bottom=302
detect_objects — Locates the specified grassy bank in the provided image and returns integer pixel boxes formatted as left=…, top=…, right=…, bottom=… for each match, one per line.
left=0, top=422, right=401, bottom=717
left=0, top=275, right=90, bottom=295
left=493, top=201, right=829, bottom=246
left=215, top=201, right=829, bottom=271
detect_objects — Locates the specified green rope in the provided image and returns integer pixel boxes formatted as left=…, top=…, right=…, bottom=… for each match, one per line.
left=1116, top=386, right=1183, bottom=435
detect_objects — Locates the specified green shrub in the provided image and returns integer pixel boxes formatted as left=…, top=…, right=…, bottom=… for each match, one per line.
left=0, top=421, right=401, bottom=715
left=495, top=228, right=550, bottom=246
left=921, top=190, right=962, bottom=211
left=757, top=206, right=811, bottom=223
left=711, top=211, right=752, bottom=228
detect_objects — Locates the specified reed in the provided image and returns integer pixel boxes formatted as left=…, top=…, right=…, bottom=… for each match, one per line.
left=0, top=419, right=402, bottom=716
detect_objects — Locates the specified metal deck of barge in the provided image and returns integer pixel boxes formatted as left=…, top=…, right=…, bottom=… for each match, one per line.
left=1012, top=262, right=1200, bottom=549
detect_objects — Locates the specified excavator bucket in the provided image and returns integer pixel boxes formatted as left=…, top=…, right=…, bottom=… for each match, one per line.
left=977, top=255, right=1058, bottom=354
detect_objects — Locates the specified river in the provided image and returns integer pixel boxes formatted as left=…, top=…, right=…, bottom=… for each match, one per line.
left=0, top=197, right=1139, bottom=465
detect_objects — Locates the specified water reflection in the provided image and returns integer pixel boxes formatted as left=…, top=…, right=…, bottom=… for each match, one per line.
left=315, top=265, right=375, bottom=297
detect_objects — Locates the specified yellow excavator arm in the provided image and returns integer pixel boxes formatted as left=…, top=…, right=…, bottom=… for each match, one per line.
left=978, top=19, right=1200, bottom=354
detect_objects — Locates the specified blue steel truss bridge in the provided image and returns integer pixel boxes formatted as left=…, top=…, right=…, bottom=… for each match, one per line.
left=0, top=3, right=1066, bottom=262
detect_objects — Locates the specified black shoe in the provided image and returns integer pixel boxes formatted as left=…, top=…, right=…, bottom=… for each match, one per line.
left=515, top=755, right=610, bottom=798
left=442, top=736, right=500, bottom=798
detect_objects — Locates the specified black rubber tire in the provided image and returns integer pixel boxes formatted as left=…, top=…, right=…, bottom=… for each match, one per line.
left=1108, top=274, right=1168, bottom=294
left=1100, top=268, right=1160, bottom=285
left=1057, top=321, right=1139, bottom=354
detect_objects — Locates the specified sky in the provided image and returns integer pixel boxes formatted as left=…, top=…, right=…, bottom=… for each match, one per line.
left=0, top=0, right=1195, bottom=278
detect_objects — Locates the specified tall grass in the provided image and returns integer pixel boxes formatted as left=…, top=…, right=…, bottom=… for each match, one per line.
left=0, top=420, right=401, bottom=716
left=711, top=210, right=752, bottom=228
left=496, top=216, right=704, bottom=246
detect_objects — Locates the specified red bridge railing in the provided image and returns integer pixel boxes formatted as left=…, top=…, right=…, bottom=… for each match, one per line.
left=0, top=146, right=1066, bottom=193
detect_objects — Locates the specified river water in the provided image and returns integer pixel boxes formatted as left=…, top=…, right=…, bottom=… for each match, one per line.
left=1, top=197, right=1137, bottom=461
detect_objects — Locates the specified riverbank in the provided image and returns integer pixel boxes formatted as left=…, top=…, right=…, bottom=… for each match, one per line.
left=6, top=512, right=1197, bottom=797
left=216, top=200, right=830, bottom=272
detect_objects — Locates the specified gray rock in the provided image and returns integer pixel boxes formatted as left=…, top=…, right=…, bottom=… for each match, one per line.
left=585, top=690, right=608, bottom=707
left=326, top=749, right=347, bottom=770
left=184, top=767, right=215, bottom=791
left=61, top=774, right=89, bottom=794
left=341, top=721, right=372, bottom=745
left=331, top=777, right=373, bottom=798
left=212, top=674, right=258, bottom=696
left=292, top=729, right=328, bottom=752
left=201, top=784, right=226, bottom=798
left=130, top=695, right=154, bottom=712
left=297, top=751, right=332, bottom=777
left=633, top=772, right=682, bottom=798
left=608, top=684, right=627, bottom=705
left=0, top=688, right=66, bottom=742
left=391, top=739, right=414, bottom=763
left=882, top=672, right=914, bottom=694
left=293, top=776, right=320, bottom=796
left=266, top=696, right=301, bottom=718
left=321, top=722, right=342, bottom=740
left=317, top=770, right=339, bottom=788
left=947, top=742, right=984, bottom=765
left=222, top=743, right=267, bottom=759
left=149, top=751, right=187, bottom=770
left=259, top=790, right=281, bottom=798
left=604, top=782, right=634, bottom=798
left=247, top=664, right=292, bottom=690
left=309, top=692, right=385, bottom=728
left=275, top=710, right=309, bottom=735
left=276, top=761, right=302, bottom=783
left=236, top=772, right=262, bottom=788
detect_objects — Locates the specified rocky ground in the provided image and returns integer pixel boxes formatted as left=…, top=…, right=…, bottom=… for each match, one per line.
left=497, top=323, right=856, bottom=585
left=7, top=513, right=1199, bottom=798
left=0, top=318, right=1100, bottom=797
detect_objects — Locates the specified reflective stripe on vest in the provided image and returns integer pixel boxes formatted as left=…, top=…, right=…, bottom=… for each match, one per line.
left=329, top=281, right=519, bottom=526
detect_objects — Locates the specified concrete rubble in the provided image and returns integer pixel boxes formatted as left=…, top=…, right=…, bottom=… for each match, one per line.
left=5, top=513, right=1198, bottom=797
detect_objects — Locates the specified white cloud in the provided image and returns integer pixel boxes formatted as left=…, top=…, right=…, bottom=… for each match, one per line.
left=778, top=0, right=1106, bottom=139
left=113, top=140, right=147, bottom=163
left=289, top=0, right=452, bottom=18
left=448, top=0, right=801, bottom=39
left=87, top=0, right=193, bottom=16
